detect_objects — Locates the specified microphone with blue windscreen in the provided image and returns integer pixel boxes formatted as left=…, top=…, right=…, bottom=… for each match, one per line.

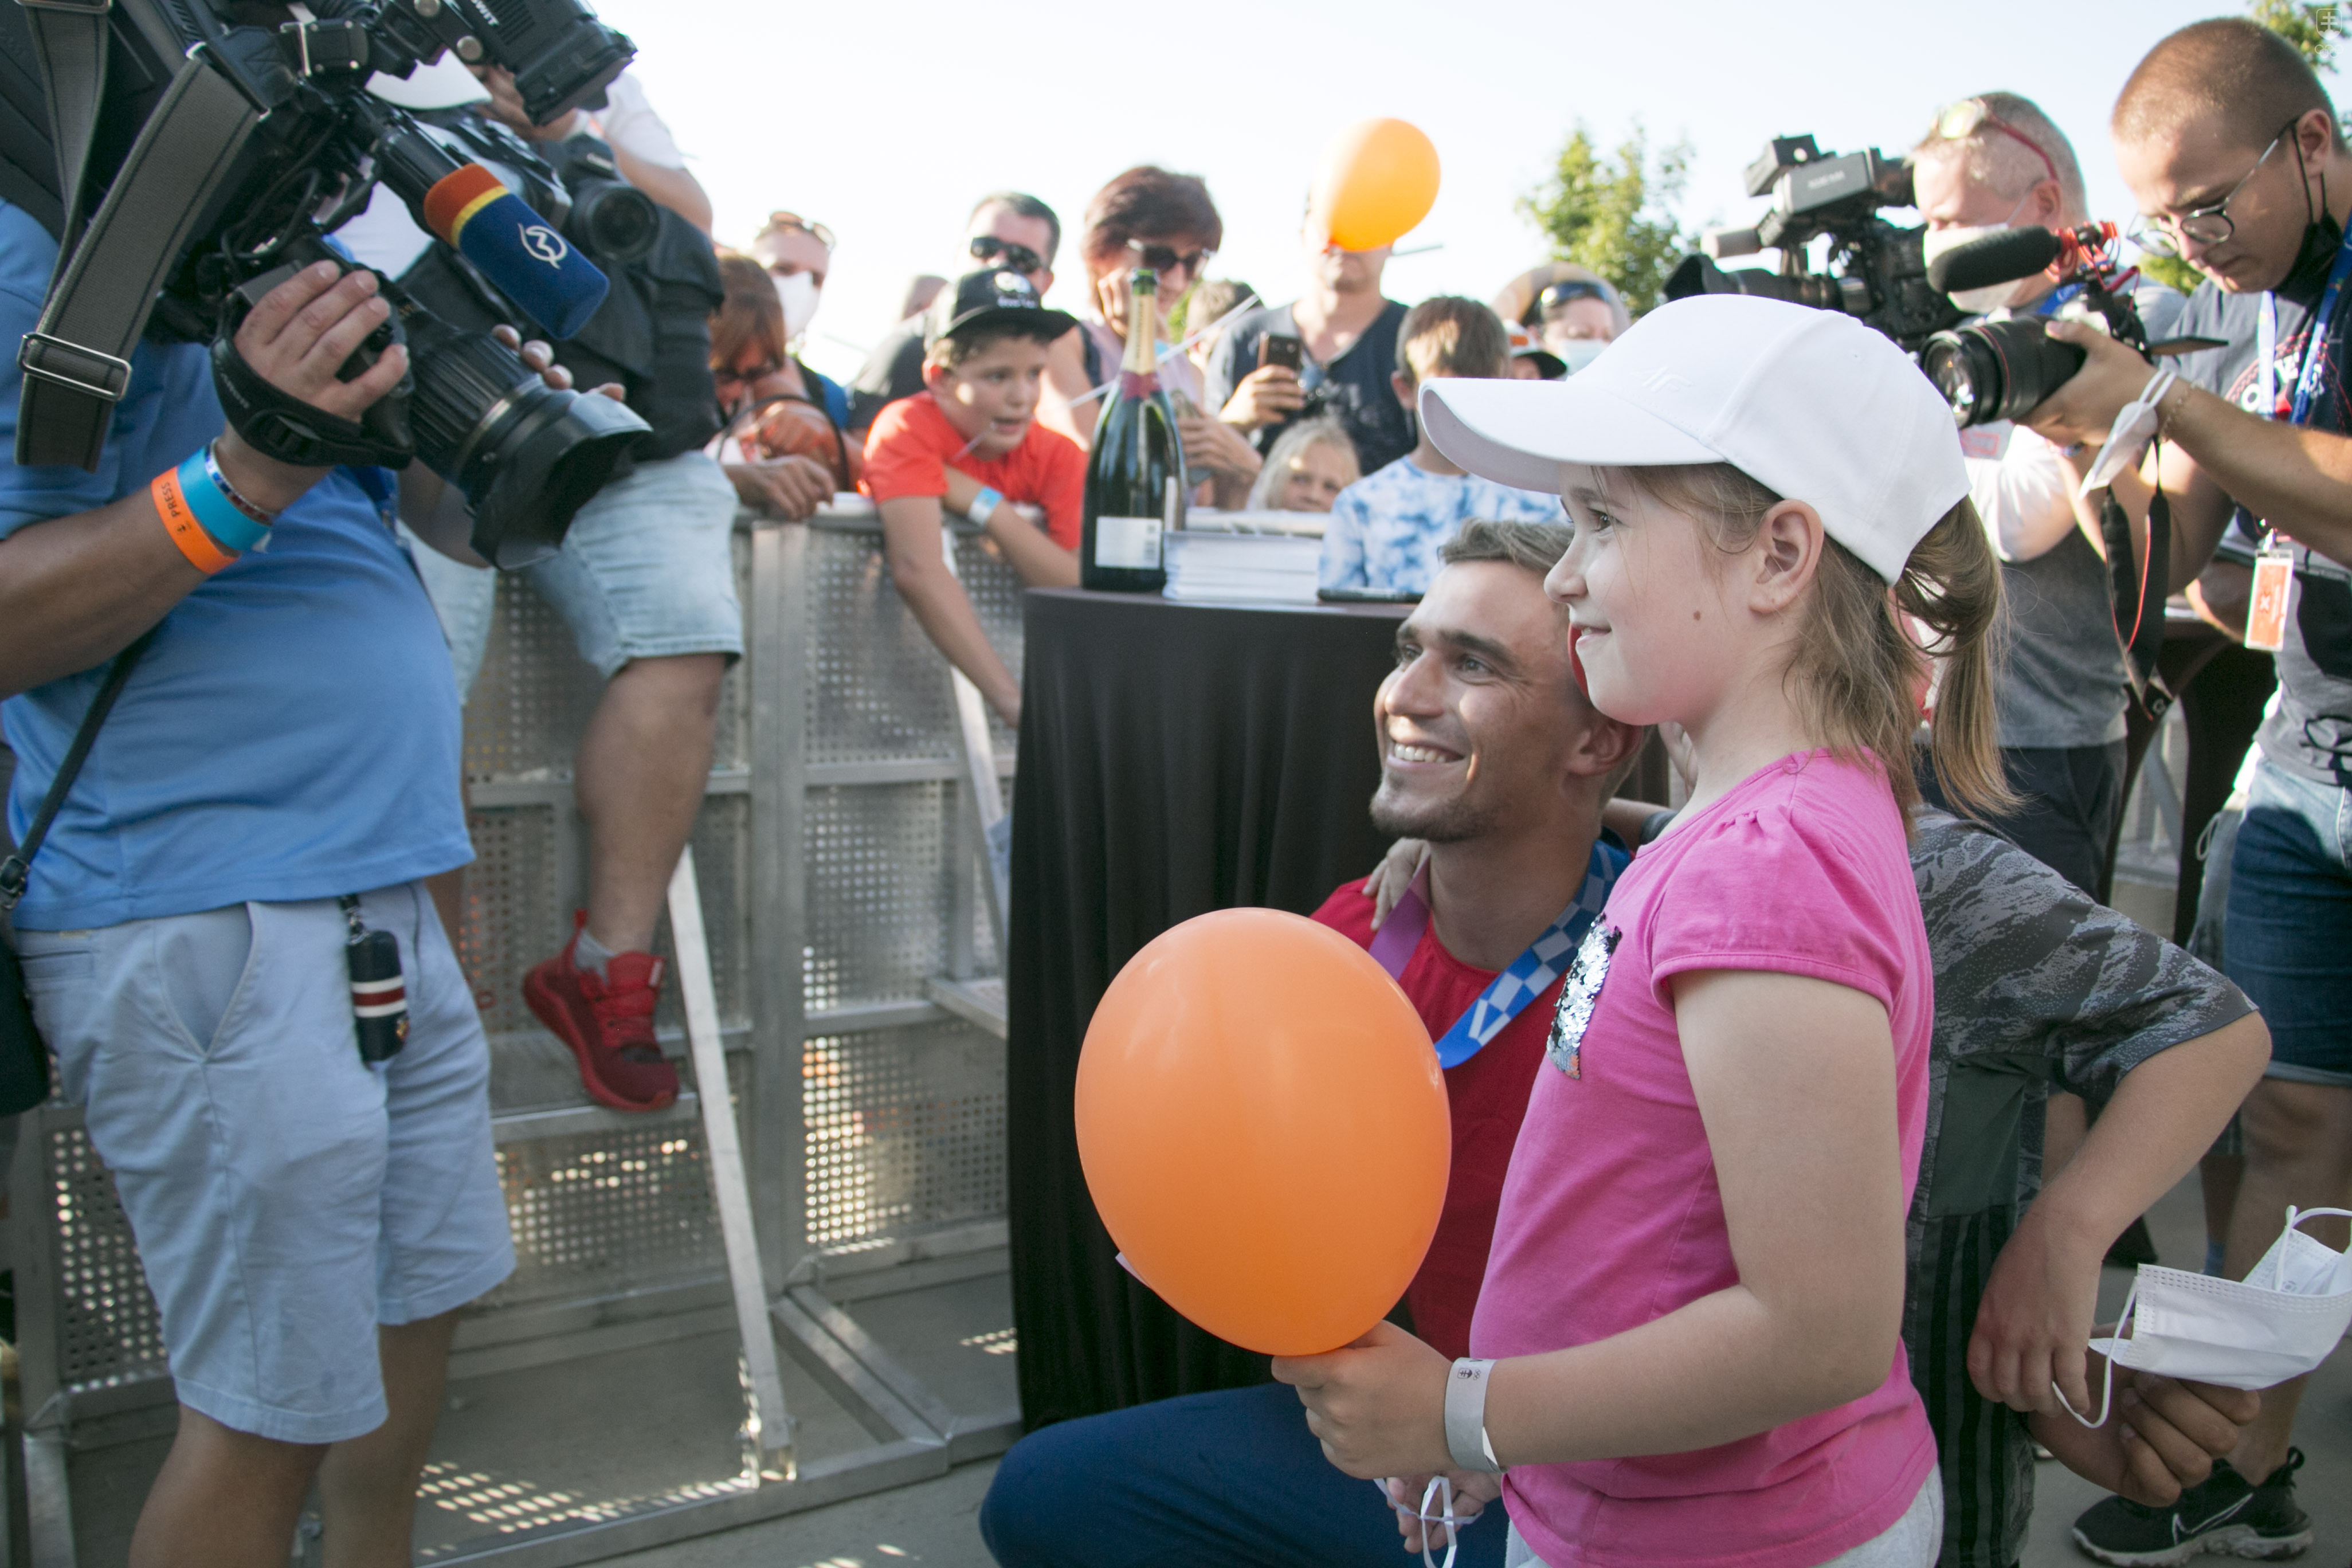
left=419, top=162, right=610, bottom=339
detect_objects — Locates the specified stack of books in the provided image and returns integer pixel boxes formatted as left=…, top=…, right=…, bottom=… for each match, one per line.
left=1162, top=529, right=1323, bottom=603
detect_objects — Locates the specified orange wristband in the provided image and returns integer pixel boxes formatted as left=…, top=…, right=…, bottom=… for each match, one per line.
left=152, top=467, right=238, bottom=575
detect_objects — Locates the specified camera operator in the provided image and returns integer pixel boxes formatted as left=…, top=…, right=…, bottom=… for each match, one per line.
left=0, top=246, right=544, bottom=1566
left=2019, top=19, right=2352, bottom=1559
left=1910, top=92, right=2184, bottom=902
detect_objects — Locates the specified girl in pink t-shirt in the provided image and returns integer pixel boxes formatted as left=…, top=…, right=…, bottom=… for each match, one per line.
left=1273, top=297, right=2012, bottom=1568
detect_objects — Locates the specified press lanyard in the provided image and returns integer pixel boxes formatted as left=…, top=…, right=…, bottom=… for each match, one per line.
left=2248, top=229, right=2352, bottom=650
left=1369, top=840, right=1625, bottom=1069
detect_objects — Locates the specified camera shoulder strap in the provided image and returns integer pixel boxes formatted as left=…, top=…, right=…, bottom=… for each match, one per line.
left=14, top=48, right=255, bottom=471
left=0, top=630, right=151, bottom=915
left=14, top=0, right=111, bottom=253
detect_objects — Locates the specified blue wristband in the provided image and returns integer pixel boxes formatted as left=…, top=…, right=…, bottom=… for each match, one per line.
left=968, top=485, right=1003, bottom=527
left=175, top=450, right=271, bottom=554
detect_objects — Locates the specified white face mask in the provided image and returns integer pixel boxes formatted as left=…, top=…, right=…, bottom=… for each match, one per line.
left=2059, top=1206, right=2352, bottom=1428
left=1921, top=194, right=2041, bottom=315
left=772, top=270, right=821, bottom=341
left=1556, top=339, right=1609, bottom=375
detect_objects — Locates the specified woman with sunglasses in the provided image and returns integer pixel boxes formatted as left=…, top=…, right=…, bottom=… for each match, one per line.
left=1038, top=166, right=1222, bottom=449
left=708, top=252, right=850, bottom=520
left=1492, top=264, right=1631, bottom=370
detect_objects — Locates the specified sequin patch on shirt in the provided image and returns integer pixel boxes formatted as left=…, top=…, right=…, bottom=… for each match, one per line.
left=1545, top=920, right=1618, bottom=1077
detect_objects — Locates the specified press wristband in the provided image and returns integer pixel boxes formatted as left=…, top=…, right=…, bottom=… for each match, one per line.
left=968, top=485, right=1003, bottom=527
left=174, top=450, right=271, bottom=554
left=151, top=467, right=240, bottom=575
left=1444, top=1357, right=1505, bottom=1475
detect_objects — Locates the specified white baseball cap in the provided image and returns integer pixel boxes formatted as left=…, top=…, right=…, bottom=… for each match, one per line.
left=1419, top=295, right=1967, bottom=583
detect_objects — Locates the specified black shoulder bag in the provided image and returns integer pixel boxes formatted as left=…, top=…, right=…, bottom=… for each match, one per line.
left=0, top=636, right=150, bottom=1115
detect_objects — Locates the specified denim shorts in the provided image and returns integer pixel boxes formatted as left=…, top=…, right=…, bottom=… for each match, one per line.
left=409, top=449, right=743, bottom=695
left=13, top=883, right=514, bottom=1443
left=2224, top=759, right=2352, bottom=1086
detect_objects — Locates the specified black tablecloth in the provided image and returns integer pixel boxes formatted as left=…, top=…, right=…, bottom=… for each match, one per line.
left=1006, top=588, right=1410, bottom=1432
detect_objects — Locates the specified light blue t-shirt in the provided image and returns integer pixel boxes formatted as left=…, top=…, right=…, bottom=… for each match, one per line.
left=0, top=200, right=471, bottom=930
left=1318, top=456, right=1564, bottom=594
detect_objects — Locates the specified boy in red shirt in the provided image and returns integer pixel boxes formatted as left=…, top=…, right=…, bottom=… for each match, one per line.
left=863, top=269, right=1084, bottom=724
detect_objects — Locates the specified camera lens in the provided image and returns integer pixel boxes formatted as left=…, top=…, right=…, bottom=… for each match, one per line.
left=567, top=181, right=660, bottom=264
left=1920, top=319, right=2087, bottom=428
left=402, top=315, right=648, bottom=568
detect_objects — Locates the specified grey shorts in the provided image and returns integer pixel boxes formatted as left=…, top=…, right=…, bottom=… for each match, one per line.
left=13, top=883, right=514, bottom=1443
left=409, top=448, right=743, bottom=695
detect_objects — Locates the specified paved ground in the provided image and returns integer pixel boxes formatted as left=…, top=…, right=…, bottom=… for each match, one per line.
left=614, top=1170, right=2350, bottom=1568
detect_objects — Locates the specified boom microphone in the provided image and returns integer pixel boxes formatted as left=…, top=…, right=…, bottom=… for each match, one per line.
left=1926, top=227, right=2062, bottom=296
left=420, top=164, right=611, bottom=340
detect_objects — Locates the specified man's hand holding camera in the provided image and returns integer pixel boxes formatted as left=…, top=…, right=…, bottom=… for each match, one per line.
left=2020, top=318, right=2181, bottom=452
left=215, top=260, right=410, bottom=513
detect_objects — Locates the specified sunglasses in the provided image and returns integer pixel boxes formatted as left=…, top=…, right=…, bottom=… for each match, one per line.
left=762, top=210, right=837, bottom=251
left=1931, top=99, right=2061, bottom=190
left=1128, top=240, right=1209, bottom=278
left=2127, top=126, right=2294, bottom=258
left=971, top=235, right=1046, bottom=275
left=715, top=358, right=783, bottom=386
left=1539, top=280, right=1613, bottom=315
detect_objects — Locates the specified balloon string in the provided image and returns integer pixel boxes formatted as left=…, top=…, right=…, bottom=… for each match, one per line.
left=1373, top=1475, right=1463, bottom=1568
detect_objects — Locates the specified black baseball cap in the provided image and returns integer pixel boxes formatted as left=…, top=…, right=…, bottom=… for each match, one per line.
left=926, top=268, right=1079, bottom=348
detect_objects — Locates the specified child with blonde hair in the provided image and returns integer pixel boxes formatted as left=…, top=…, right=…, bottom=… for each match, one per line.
left=1275, top=295, right=2009, bottom=1568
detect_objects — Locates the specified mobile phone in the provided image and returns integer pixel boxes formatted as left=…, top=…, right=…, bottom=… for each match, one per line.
left=1258, top=334, right=1304, bottom=373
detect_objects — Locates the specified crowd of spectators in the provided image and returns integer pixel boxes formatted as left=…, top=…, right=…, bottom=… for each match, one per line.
left=2, top=12, right=2350, bottom=1567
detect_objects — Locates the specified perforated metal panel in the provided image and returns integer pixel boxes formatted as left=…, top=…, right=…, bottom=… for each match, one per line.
left=42, top=1123, right=167, bottom=1393
left=483, top=1123, right=726, bottom=1311
left=802, top=1021, right=1006, bottom=1247
left=805, top=528, right=1023, bottom=766
left=803, top=782, right=953, bottom=1012
left=460, top=803, right=566, bottom=1042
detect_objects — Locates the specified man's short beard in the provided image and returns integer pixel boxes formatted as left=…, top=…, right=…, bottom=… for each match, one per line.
left=1369, top=784, right=1497, bottom=845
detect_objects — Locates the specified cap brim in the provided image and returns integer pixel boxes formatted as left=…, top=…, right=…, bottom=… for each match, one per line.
left=930, top=305, right=1080, bottom=347
left=1420, top=377, right=1719, bottom=493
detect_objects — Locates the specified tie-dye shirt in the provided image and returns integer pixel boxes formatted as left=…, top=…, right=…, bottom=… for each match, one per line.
left=1317, top=456, right=1562, bottom=594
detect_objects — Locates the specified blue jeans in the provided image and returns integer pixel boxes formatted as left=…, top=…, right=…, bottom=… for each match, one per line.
left=2225, top=759, right=2352, bottom=1085
left=981, top=1382, right=1508, bottom=1568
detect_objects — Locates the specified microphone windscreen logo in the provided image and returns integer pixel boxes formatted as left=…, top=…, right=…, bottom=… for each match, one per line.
left=520, top=225, right=570, bottom=266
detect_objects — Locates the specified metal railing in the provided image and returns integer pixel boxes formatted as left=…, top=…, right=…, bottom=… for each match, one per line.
left=7, top=503, right=1022, bottom=1565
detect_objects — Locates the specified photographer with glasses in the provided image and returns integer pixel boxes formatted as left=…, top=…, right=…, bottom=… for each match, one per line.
left=848, top=192, right=1064, bottom=437
left=1911, top=93, right=2184, bottom=905
left=2021, top=19, right=2352, bottom=1562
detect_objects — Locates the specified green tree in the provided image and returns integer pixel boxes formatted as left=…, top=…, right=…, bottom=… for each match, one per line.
left=2249, top=0, right=2338, bottom=69
left=1518, top=123, right=1694, bottom=316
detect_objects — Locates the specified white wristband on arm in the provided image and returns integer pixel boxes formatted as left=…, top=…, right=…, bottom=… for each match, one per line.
left=967, top=485, right=1003, bottom=527
left=1444, top=1357, right=1505, bottom=1475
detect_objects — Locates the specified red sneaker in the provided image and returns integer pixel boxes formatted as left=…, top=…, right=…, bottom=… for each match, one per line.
left=523, top=913, right=680, bottom=1111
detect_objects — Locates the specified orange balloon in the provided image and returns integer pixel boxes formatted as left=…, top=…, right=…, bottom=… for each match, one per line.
left=1311, top=119, right=1442, bottom=252
left=1076, top=908, right=1449, bottom=1355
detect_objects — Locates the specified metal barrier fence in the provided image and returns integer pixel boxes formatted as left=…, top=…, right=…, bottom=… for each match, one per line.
left=7, top=505, right=1024, bottom=1565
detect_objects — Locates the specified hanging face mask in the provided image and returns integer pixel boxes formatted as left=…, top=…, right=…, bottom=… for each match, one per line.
left=2058, top=1206, right=2352, bottom=1428
left=772, top=270, right=821, bottom=342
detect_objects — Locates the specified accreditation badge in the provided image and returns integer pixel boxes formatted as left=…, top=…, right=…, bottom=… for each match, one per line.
left=2248, top=541, right=2296, bottom=653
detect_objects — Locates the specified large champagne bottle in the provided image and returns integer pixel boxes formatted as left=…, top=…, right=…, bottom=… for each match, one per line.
left=1080, top=268, right=1186, bottom=591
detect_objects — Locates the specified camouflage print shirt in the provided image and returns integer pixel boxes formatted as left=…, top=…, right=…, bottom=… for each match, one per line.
left=1903, top=811, right=2254, bottom=1568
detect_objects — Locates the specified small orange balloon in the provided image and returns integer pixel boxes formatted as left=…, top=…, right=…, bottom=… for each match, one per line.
left=1311, top=119, right=1442, bottom=252
left=1076, top=908, right=1449, bottom=1356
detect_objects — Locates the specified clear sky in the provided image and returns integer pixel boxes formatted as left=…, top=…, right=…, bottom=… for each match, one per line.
left=590, top=0, right=2343, bottom=384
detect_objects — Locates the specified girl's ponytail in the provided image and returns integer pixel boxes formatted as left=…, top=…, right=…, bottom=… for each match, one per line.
left=1894, top=500, right=2014, bottom=822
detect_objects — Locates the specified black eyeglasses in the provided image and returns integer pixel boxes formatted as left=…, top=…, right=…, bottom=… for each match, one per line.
left=1129, top=240, right=1209, bottom=278
left=971, top=235, right=1046, bottom=275
left=2128, top=125, right=2292, bottom=257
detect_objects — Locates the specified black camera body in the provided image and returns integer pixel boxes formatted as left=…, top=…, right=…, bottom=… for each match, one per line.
left=1664, top=135, right=1963, bottom=353
left=1919, top=224, right=2159, bottom=428
left=0, top=0, right=648, bottom=567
